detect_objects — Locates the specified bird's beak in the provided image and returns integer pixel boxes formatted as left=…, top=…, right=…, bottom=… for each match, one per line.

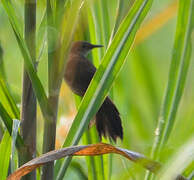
left=91, top=44, right=103, bottom=48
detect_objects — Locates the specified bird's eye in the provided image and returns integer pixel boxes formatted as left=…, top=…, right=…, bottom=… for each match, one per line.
left=82, top=44, right=87, bottom=48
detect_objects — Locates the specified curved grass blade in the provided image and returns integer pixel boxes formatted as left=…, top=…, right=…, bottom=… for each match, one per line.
left=1, top=0, right=52, bottom=120
left=7, top=143, right=160, bottom=180
left=0, top=46, right=19, bottom=120
left=70, top=161, right=87, bottom=180
left=8, top=143, right=187, bottom=180
left=183, top=162, right=194, bottom=178
left=0, top=102, right=24, bottom=149
left=0, top=78, right=20, bottom=119
left=158, top=138, right=194, bottom=180
left=145, top=0, right=194, bottom=179
left=56, top=0, right=154, bottom=179
left=0, top=131, right=11, bottom=180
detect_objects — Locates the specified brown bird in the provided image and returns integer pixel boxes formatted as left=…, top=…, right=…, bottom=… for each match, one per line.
left=64, top=41, right=123, bottom=142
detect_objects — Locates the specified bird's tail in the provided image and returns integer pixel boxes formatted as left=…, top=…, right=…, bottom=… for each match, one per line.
left=96, top=97, right=123, bottom=142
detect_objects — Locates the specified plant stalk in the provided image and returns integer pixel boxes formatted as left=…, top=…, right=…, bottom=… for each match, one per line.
left=20, top=0, right=37, bottom=180
left=41, top=0, right=59, bottom=179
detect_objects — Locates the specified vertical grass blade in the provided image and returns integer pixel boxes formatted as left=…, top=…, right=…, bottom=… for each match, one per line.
left=56, top=0, right=153, bottom=179
left=86, top=1, right=101, bottom=66
left=158, top=138, right=194, bottom=180
left=146, top=0, right=194, bottom=179
left=11, top=119, right=20, bottom=173
left=109, top=0, right=132, bottom=43
left=97, top=0, right=110, bottom=49
left=0, top=131, right=11, bottom=180
left=82, top=131, right=97, bottom=180
left=109, top=0, right=124, bottom=43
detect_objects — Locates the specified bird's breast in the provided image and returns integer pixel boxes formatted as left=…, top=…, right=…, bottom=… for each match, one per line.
left=64, top=57, right=85, bottom=96
left=64, top=59, right=76, bottom=85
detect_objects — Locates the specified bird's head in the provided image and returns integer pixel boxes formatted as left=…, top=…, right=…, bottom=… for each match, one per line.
left=70, top=41, right=103, bottom=56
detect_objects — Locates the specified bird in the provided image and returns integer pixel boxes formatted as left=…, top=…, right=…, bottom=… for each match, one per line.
left=64, top=41, right=123, bottom=142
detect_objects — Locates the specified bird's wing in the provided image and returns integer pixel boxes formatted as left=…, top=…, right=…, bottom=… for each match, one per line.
left=74, top=56, right=96, bottom=96
left=64, top=55, right=97, bottom=96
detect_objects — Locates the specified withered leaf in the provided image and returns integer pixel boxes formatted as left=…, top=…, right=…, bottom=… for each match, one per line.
left=7, top=143, right=187, bottom=180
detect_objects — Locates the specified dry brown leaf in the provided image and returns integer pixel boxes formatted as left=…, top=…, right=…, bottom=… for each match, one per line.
left=7, top=143, right=187, bottom=180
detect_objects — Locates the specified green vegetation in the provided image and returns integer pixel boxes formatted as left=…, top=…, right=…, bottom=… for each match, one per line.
left=0, top=0, right=193, bottom=179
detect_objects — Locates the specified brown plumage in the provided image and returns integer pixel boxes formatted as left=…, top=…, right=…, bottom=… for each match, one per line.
left=64, top=41, right=123, bottom=142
